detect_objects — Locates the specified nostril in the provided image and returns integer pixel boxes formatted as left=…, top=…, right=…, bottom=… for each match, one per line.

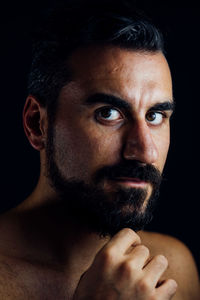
left=122, top=120, right=159, bottom=164
left=123, top=137, right=158, bottom=164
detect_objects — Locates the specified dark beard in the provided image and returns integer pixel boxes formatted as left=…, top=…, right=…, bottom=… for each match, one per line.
left=45, top=123, right=162, bottom=237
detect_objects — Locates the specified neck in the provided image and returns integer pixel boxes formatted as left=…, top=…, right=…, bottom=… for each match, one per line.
left=0, top=179, right=109, bottom=277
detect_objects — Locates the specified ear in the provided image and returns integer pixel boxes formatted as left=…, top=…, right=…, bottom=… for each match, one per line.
left=23, top=96, right=47, bottom=151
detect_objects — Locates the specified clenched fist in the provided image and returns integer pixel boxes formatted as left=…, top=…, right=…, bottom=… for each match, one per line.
left=73, top=228, right=177, bottom=299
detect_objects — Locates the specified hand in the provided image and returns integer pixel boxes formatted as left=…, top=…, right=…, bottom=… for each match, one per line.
left=73, top=228, right=177, bottom=300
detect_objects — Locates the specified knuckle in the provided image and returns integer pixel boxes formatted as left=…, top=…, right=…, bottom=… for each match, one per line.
left=155, top=255, right=168, bottom=268
left=119, top=260, right=134, bottom=277
left=136, top=245, right=150, bottom=256
left=167, top=279, right=178, bottom=292
left=97, top=247, right=115, bottom=266
left=137, top=278, right=151, bottom=293
left=123, top=228, right=141, bottom=244
left=122, top=227, right=134, bottom=234
left=122, top=228, right=135, bottom=237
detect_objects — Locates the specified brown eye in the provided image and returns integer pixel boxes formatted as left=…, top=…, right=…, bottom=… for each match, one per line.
left=100, top=108, right=113, bottom=119
left=146, top=112, right=156, bottom=121
left=146, top=111, right=164, bottom=125
left=96, top=107, right=122, bottom=121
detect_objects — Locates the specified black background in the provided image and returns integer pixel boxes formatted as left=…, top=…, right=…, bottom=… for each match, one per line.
left=1, top=1, right=199, bottom=273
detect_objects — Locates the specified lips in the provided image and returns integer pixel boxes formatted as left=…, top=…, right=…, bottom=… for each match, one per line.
left=113, top=177, right=148, bottom=187
left=115, top=177, right=144, bottom=182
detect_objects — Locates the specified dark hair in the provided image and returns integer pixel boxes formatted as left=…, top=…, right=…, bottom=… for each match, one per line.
left=27, top=0, right=164, bottom=117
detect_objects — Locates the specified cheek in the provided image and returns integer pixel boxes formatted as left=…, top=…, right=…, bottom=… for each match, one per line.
left=89, top=132, right=122, bottom=165
left=53, top=122, right=122, bottom=180
left=155, top=128, right=170, bottom=171
left=53, top=125, right=94, bottom=178
left=79, top=125, right=124, bottom=173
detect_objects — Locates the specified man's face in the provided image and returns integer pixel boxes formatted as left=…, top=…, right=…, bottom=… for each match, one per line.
left=45, top=46, right=173, bottom=236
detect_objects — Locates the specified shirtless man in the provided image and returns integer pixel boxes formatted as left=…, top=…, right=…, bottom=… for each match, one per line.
left=0, top=1, right=199, bottom=299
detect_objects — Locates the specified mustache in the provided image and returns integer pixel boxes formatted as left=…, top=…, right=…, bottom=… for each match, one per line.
left=94, top=160, right=162, bottom=187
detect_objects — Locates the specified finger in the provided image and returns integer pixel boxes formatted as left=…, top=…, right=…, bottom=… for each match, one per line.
left=102, top=228, right=141, bottom=255
left=155, top=279, right=178, bottom=299
left=143, top=255, right=168, bottom=287
left=127, top=245, right=150, bottom=269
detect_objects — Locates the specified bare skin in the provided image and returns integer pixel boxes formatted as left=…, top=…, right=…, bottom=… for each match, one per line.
left=0, top=47, right=199, bottom=299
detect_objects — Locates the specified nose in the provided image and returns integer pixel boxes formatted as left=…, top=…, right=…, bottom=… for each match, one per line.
left=123, top=120, right=159, bottom=164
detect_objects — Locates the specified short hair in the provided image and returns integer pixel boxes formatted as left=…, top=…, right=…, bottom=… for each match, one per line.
left=27, top=0, right=164, bottom=117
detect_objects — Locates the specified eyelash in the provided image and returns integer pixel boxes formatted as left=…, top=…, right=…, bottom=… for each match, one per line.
left=95, top=105, right=168, bottom=126
left=147, top=110, right=167, bottom=119
left=95, top=106, right=124, bottom=123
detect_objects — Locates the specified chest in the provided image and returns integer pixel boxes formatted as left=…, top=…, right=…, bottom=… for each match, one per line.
left=0, top=260, right=77, bottom=300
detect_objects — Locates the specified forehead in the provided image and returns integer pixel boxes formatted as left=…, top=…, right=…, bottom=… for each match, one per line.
left=64, top=46, right=172, bottom=106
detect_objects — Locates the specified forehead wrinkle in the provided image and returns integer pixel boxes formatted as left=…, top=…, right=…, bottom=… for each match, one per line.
left=68, top=46, right=157, bottom=80
left=122, top=81, right=172, bottom=114
left=66, top=46, right=172, bottom=112
left=63, top=75, right=172, bottom=116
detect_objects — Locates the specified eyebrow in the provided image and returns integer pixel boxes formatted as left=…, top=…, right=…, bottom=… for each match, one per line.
left=84, top=93, right=132, bottom=110
left=150, top=101, right=175, bottom=112
left=83, top=93, right=175, bottom=112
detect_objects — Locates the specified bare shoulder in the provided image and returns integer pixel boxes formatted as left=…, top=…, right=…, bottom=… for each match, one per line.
left=138, top=230, right=200, bottom=300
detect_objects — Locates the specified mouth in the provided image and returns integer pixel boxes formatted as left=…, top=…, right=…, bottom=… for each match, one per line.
left=112, top=177, right=148, bottom=188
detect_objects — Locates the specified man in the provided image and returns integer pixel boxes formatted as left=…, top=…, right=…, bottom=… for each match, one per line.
left=0, top=0, right=199, bottom=299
